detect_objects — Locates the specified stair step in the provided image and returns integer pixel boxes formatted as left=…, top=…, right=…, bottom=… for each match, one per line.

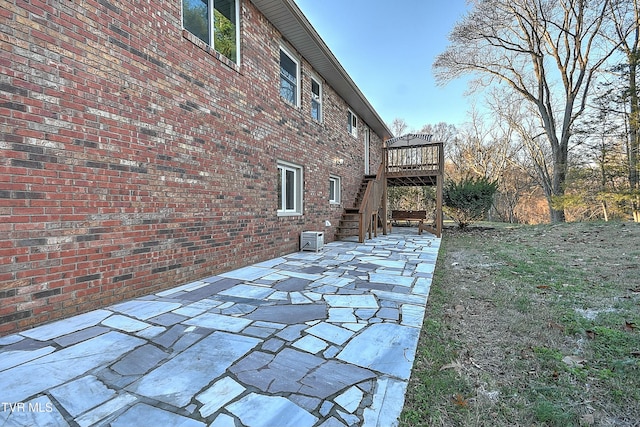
left=337, top=231, right=362, bottom=239
left=341, top=214, right=359, bottom=220
left=336, top=224, right=359, bottom=229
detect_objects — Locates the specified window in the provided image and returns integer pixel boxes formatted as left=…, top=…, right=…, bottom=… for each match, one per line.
left=183, top=0, right=240, bottom=63
left=329, top=176, right=341, bottom=204
left=280, top=47, right=300, bottom=106
left=348, top=110, right=358, bottom=137
left=311, top=76, right=322, bottom=122
left=278, top=161, right=303, bottom=215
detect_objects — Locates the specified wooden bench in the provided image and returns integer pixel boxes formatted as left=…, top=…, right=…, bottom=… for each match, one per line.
left=391, top=210, right=426, bottom=226
left=389, top=210, right=425, bottom=233
left=389, top=210, right=438, bottom=235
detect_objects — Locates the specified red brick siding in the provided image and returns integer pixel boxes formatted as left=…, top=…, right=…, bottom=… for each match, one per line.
left=0, top=0, right=385, bottom=335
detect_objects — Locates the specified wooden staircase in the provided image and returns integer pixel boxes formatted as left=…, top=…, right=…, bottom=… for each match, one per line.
left=335, top=175, right=375, bottom=240
left=336, top=168, right=386, bottom=242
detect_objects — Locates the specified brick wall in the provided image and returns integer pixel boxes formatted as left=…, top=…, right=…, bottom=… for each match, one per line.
left=0, top=0, right=385, bottom=335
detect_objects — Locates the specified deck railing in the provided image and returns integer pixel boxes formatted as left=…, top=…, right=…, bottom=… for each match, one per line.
left=385, top=142, right=443, bottom=175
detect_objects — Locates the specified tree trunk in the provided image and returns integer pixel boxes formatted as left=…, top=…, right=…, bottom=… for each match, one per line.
left=628, top=53, right=640, bottom=221
left=550, top=207, right=565, bottom=223
left=549, top=133, right=569, bottom=223
left=629, top=68, right=639, bottom=190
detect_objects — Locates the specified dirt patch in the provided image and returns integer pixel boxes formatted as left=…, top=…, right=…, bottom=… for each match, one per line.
left=402, top=222, right=640, bottom=427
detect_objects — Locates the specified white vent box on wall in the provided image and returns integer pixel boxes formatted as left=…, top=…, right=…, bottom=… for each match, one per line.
left=300, top=231, right=324, bottom=252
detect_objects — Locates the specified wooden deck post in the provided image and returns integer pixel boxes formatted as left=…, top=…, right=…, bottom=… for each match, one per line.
left=436, top=173, right=443, bottom=238
left=436, top=142, right=444, bottom=237
left=382, top=145, right=388, bottom=235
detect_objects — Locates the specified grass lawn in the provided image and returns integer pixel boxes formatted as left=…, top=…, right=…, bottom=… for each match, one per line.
left=401, top=221, right=640, bottom=426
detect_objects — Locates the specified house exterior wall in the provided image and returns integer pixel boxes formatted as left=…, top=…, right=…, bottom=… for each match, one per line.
left=0, top=0, right=385, bottom=335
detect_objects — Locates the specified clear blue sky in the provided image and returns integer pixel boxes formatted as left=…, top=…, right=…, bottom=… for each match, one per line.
left=294, top=0, right=471, bottom=133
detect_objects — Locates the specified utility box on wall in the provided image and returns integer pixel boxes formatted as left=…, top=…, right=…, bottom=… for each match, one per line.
left=300, top=231, right=324, bottom=252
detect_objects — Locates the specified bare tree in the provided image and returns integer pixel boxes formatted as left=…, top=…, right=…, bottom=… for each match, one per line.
left=434, top=0, right=628, bottom=222
left=446, top=105, right=534, bottom=222
left=420, top=122, right=457, bottom=143
left=488, top=92, right=555, bottom=203
left=389, top=118, right=408, bottom=137
left=448, top=107, right=513, bottom=181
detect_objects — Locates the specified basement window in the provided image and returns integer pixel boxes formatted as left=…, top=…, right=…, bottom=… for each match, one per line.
left=329, top=176, right=341, bottom=204
left=278, top=161, right=303, bottom=215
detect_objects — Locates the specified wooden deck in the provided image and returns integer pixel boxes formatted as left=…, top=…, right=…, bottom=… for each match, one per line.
left=340, top=135, right=444, bottom=243
left=382, top=136, right=444, bottom=237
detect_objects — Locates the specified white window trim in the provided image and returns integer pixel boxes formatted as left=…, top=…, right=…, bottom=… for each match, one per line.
left=279, top=45, right=301, bottom=107
left=182, top=0, right=241, bottom=64
left=329, top=175, right=341, bottom=204
left=364, top=127, right=371, bottom=175
left=229, top=0, right=241, bottom=64
left=310, top=74, right=322, bottom=122
left=348, top=109, right=358, bottom=137
left=277, top=160, right=304, bottom=216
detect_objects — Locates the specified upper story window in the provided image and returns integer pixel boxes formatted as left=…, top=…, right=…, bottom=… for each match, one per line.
left=311, top=76, right=322, bottom=122
left=348, top=109, right=358, bottom=137
left=280, top=46, right=300, bottom=107
left=183, top=0, right=240, bottom=63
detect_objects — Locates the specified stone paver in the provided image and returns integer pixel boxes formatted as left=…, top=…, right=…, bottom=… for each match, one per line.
left=49, top=376, right=115, bottom=417
left=19, top=310, right=111, bottom=341
left=126, top=332, right=260, bottom=407
left=227, top=393, right=318, bottom=427
left=335, top=385, right=364, bottom=413
left=337, top=323, right=420, bottom=380
left=1, top=331, right=144, bottom=403
left=112, top=403, right=205, bottom=427
left=196, top=377, right=245, bottom=418
left=0, top=229, right=439, bottom=427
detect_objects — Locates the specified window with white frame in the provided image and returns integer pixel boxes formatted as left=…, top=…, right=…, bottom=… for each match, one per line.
left=277, top=161, right=303, bottom=215
left=280, top=47, right=300, bottom=106
left=182, top=0, right=240, bottom=63
left=311, top=76, right=322, bottom=122
left=329, top=176, right=341, bottom=204
left=347, top=109, right=358, bottom=137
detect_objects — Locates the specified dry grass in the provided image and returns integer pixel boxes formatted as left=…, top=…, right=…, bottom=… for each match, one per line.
left=401, top=221, right=640, bottom=427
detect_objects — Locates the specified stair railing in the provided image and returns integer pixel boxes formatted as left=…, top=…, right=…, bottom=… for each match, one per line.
left=357, top=162, right=385, bottom=242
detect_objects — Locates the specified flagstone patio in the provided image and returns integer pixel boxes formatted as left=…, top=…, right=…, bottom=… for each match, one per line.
left=0, top=229, right=440, bottom=427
